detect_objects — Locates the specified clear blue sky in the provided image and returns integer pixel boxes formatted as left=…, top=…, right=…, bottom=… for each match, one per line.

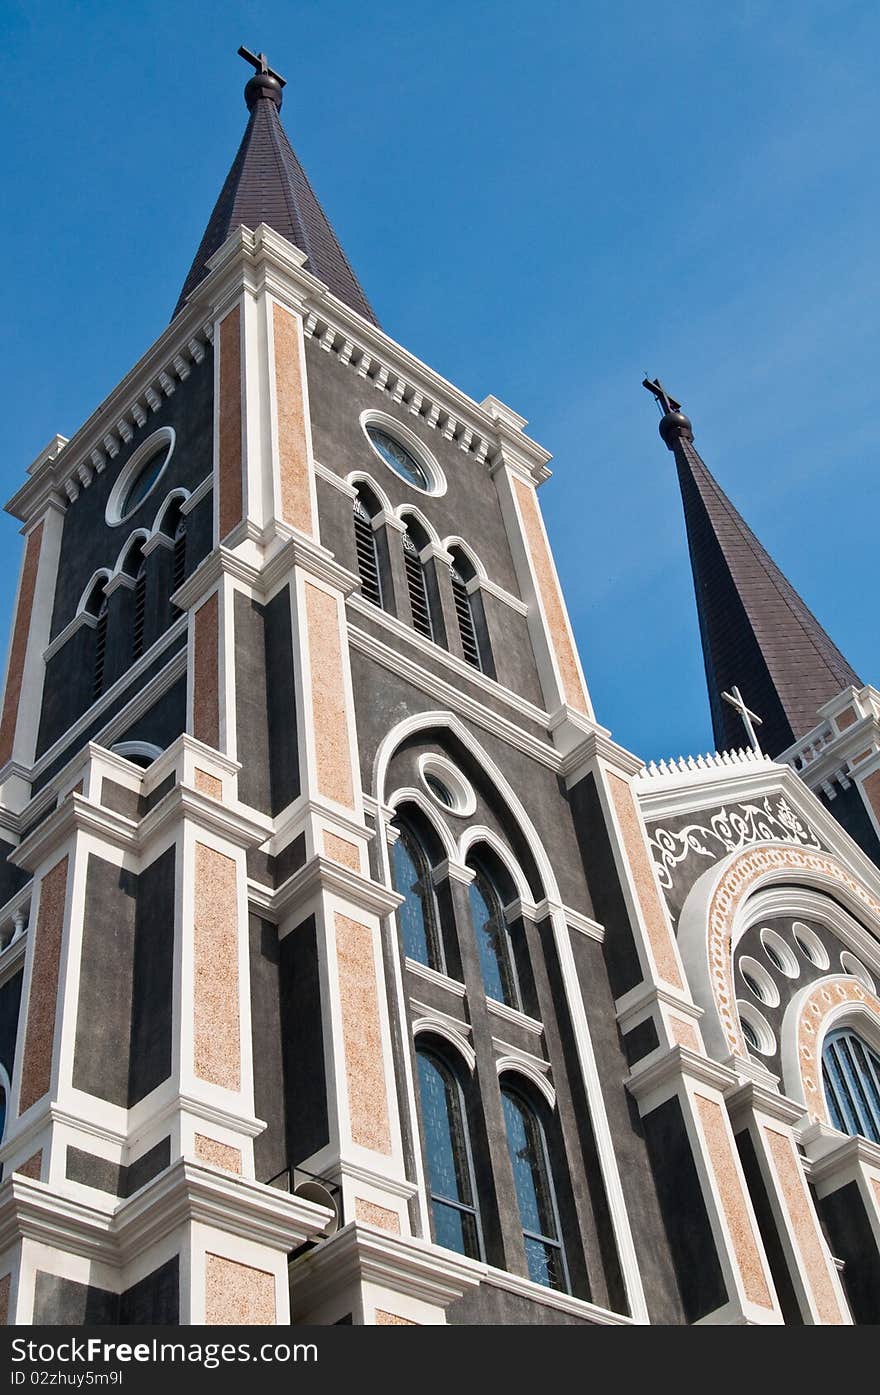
left=2, top=1, right=877, bottom=763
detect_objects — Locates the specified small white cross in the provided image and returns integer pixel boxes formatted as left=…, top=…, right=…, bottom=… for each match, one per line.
left=722, top=685, right=764, bottom=754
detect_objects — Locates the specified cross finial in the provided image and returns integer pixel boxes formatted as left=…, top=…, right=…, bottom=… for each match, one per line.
left=722, top=685, right=764, bottom=754
left=642, top=376, right=682, bottom=416
left=238, top=45, right=286, bottom=87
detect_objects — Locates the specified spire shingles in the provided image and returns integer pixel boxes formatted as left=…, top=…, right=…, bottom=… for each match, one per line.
left=173, top=73, right=377, bottom=325
left=655, top=401, right=861, bottom=757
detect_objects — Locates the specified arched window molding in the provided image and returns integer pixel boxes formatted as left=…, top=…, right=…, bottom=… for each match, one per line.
left=0, top=1062, right=10, bottom=1143
left=496, top=1057, right=556, bottom=1109
left=780, top=977, right=880, bottom=1125
left=344, top=472, right=394, bottom=517
left=395, top=505, right=442, bottom=551
left=457, top=826, right=532, bottom=905
left=447, top=545, right=492, bottom=674
left=111, top=741, right=163, bottom=768
left=414, top=1045, right=482, bottom=1259
left=77, top=570, right=112, bottom=618
left=499, top=1079, right=569, bottom=1292
left=114, top=530, right=151, bottom=578
left=387, top=788, right=457, bottom=863
left=152, top=488, right=191, bottom=538
left=412, top=1019, right=476, bottom=1075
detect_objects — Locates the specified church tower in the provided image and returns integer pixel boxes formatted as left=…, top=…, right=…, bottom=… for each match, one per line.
left=647, top=380, right=880, bottom=869
left=1, top=50, right=879, bottom=1329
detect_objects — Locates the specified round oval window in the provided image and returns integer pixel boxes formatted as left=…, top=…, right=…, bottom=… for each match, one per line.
left=366, top=425, right=429, bottom=490
left=122, top=449, right=167, bottom=517
left=106, top=427, right=176, bottom=527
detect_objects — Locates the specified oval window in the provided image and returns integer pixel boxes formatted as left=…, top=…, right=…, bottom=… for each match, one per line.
left=106, top=427, right=175, bottom=526
left=366, top=425, right=430, bottom=489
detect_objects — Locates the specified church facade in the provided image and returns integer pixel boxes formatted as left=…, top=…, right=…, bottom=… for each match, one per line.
left=0, top=53, right=878, bottom=1327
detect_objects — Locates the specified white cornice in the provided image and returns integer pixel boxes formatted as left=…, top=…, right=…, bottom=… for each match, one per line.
left=271, top=855, right=404, bottom=926
left=184, top=224, right=553, bottom=486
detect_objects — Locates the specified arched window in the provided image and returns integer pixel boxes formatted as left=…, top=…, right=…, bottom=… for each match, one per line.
left=402, top=524, right=434, bottom=640
left=448, top=547, right=488, bottom=672
left=132, top=554, right=147, bottom=661
left=91, top=588, right=109, bottom=700
left=468, top=864, right=520, bottom=1008
left=416, top=1049, right=482, bottom=1259
left=391, top=822, right=444, bottom=970
left=0, top=1081, right=6, bottom=1144
left=172, top=513, right=187, bottom=595
left=501, top=1084, right=568, bottom=1292
left=822, top=1027, right=880, bottom=1144
left=353, top=489, right=383, bottom=608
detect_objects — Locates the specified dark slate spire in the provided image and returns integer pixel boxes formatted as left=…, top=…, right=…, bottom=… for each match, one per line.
left=643, top=379, right=862, bottom=758
left=173, top=48, right=378, bottom=324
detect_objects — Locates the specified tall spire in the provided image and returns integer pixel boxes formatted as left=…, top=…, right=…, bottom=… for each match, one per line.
left=644, top=379, right=862, bottom=758
left=172, top=47, right=378, bottom=324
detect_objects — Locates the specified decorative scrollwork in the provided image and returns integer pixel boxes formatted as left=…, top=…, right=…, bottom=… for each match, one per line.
left=649, top=795, right=821, bottom=892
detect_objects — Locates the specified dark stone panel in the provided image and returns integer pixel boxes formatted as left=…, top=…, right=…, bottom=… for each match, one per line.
left=818, top=783, right=880, bottom=865
left=234, top=591, right=272, bottom=814
left=642, top=1095, right=727, bottom=1323
left=73, top=854, right=138, bottom=1106
left=0, top=842, right=28, bottom=909
left=33, top=1258, right=180, bottom=1326
left=65, top=1147, right=124, bottom=1196
left=734, top=1128, right=802, bottom=1324
left=247, top=847, right=275, bottom=885
left=817, top=1180, right=880, bottom=1324
left=275, top=833, right=306, bottom=886
left=144, top=772, right=175, bottom=812
left=100, top=777, right=143, bottom=820
left=568, top=773, right=642, bottom=998
left=402, top=963, right=467, bottom=1019
left=39, top=627, right=96, bottom=753
left=33, top=1272, right=118, bottom=1325
left=124, top=1137, right=171, bottom=1196
left=186, top=493, right=214, bottom=576
left=0, top=970, right=23, bottom=1082
left=114, top=674, right=186, bottom=758
left=129, top=847, right=175, bottom=1105
left=35, top=645, right=186, bottom=781
left=280, top=916, right=329, bottom=1164
left=265, top=584, right=299, bottom=811
left=249, top=915, right=287, bottom=1183
left=66, top=1137, right=170, bottom=1198
left=48, top=350, right=213, bottom=645
left=119, top=1256, right=179, bottom=1326
left=622, top=1016, right=659, bottom=1066
left=447, top=1282, right=593, bottom=1325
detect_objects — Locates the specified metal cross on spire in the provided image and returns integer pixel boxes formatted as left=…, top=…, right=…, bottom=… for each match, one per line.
left=722, top=685, right=764, bottom=754
left=238, top=45, right=286, bottom=86
left=642, top=377, right=682, bottom=416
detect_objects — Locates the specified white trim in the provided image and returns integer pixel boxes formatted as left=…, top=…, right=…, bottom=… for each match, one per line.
left=110, top=741, right=163, bottom=766
left=495, top=1056, right=556, bottom=1109
left=412, top=1018, right=476, bottom=1074
left=416, top=754, right=476, bottom=819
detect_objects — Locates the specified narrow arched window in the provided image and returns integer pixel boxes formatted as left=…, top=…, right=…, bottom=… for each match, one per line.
left=822, top=1027, right=880, bottom=1144
left=416, top=1049, right=482, bottom=1259
left=403, top=527, right=434, bottom=640
left=468, top=864, right=520, bottom=1008
left=132, top=555, right=147, bottom=661
left=501, top=1084, right=568, bottom=1292
left=92, top=589, right=109, bottom=700
left=448, top=548, right=488, bottom=672
left=391, top=822, right=443, bottom=970
left=172, top=513, right=187, bottom=594
left=0, top=1083, right=6, bottom=1144
left=353, top=492, right=383, bottom=607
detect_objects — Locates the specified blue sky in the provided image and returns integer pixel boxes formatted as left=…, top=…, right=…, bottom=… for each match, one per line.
left=1, top=1, right=877, bottom=762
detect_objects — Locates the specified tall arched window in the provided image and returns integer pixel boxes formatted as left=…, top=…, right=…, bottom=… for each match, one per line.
left=402, top=524, right=434, bottom=640
left=132, top=554, right=147, bottom=661
left=448, top=547, right=489, bottom=672
left=501, top=1084, right=568, bottom=1292
left=353, top=489, right=383, bottom=608
left=822, top=1027, right=880, bottom=1144
left=468, top=864, right=520, bottom=1008
left=416, top=1049, right=482, bottom=1259
left=391, top=822, right=444, bottom=971
left=91, top=588, right=109, bottom=700
left=172, top=513, right=187, bottom=595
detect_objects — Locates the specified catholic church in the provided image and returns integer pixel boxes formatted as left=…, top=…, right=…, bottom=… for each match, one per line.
left=0, top=48, right=878, bottom=1328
